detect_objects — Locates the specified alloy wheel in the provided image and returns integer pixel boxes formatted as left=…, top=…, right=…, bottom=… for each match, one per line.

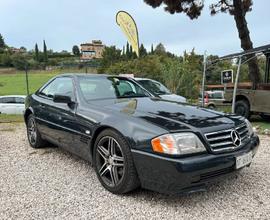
left=96, top=136, right=125, bottom=187
left=28, top=118, right=37, bottom=145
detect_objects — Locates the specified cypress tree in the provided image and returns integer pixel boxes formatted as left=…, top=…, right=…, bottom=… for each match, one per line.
left=34, top=43, right=39, bottom=61
left=139, top=44, right=147, bottom=57
left=122, top=46, right=125, bottom=55
left=126, top=42, right=130, bottom=58
left=151, top=44, right=154, bottom=54
left=43, top=40, right=48, bottom=63
left=0, top=34, right=5, bottom=49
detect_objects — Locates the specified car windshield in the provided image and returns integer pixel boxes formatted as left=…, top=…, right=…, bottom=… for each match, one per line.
left=78, top=76, right=149, bottom=101
left=137, top=79, right=171, bottom=95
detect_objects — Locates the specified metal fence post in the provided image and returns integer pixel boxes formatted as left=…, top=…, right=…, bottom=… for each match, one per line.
left=201, top=51, right=207, bottom=107
left=232, top=56, right=242, bottom=113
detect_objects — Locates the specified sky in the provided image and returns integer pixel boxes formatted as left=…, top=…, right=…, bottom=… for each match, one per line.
left=0, top=0, right=269, bottom=56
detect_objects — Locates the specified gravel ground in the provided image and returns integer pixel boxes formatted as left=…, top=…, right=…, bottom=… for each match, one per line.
left=0, top=123, right=270, bottom=220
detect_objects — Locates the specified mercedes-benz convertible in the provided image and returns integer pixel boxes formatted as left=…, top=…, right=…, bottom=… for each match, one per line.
left=24, top=74, right=259, bottom=194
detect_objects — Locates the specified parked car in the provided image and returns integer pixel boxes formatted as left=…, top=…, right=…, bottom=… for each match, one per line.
left=207, top=45, right=270, bottom=120
left=199, top=91, right=230, bottom=109
left=0, top=95, right=26, bottom=114
left=135, top=78, right=187, bottom=103
left=24, top=74, right=259, bottom=195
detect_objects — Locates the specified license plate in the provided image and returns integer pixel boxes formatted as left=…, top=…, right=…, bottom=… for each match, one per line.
left=235, top=151, right=253, bottom=169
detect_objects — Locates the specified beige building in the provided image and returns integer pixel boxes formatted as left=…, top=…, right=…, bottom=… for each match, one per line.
left=80, top=40, right=105, bottom=61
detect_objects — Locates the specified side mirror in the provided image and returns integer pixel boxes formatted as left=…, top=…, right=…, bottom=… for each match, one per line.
left=53, top=94, right=72, bottom=104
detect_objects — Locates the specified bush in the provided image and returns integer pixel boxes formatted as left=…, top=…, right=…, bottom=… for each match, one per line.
left=11, top=54, right=29, bottom=70
left=0, top=53, right=12, bottom=67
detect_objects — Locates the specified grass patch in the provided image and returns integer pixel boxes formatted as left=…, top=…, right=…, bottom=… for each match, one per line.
left=0, top=114, right=24, bottom=123
left=0, top=68, right=91, bottom=96
left=250, top=116, right=270, bottom=134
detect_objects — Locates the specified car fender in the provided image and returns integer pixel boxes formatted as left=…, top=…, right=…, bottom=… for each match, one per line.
left=90, top=113, right=167, bottom=153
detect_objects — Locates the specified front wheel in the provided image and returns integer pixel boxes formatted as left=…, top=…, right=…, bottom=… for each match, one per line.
left=93, top=129, right=140, bottom=194
left=235, top=100, right=250, bottom=119
left=26, top=114, right=47, bottom=148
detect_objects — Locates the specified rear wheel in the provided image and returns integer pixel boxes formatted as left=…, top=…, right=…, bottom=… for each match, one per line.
left=26, top=114, right=47, bottom=148
left=235, top=100, right=250, bottom=119
left=93, top=129, right=140, bottom=194
left=208, top=104, right=216, bottom=110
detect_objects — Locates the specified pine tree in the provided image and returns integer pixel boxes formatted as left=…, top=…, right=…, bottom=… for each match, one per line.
left=43, top=40, right=48, bottom=63
left=34, top=43, right=39, bottom=61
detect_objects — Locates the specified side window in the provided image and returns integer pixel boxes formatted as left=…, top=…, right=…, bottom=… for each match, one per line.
left=213, top=92, right=223, bottom=99
left=117, top=81, right=135, bottom=96
left=15, top=97, right=25, bottom=104
left=1, top=97, right=16, bottom=103
left=40, top=77, right=74, bottom=99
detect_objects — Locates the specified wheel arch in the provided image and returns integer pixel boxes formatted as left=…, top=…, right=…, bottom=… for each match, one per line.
left=24, top=107, right=34, bottom=123
left=89, top=125, right=126, bottom=159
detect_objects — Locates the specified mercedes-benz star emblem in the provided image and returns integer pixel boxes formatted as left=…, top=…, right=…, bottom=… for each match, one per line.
left=231, top=130, right=241, bottom=147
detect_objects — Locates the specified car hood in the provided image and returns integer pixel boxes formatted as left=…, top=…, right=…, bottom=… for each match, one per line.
left=92, top=97, right=243, bottom=133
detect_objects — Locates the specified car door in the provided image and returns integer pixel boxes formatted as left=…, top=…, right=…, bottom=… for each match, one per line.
left=0, top=97, right=17, bottom=114
left=35, top=76, right=77, bottom=149
left=14, top=97, right=25, bottom=114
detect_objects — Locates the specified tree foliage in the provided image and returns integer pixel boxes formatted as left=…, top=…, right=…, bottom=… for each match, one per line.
left=0, top=34, right=5, bottom=49
left=143, top=0, right=260, bottom=85
left=43, top=40, right=48, bottom=63
left=155, top=43, right=166, bottom=55
left=144, top=0, right=204, bottom=19
left=34, top=43, right=39, bottom=61
left=72, top=45, right=80, bottom=56
left=139, top=44, right=148, bottom=57
left=98, top=46, right=122, bottom=73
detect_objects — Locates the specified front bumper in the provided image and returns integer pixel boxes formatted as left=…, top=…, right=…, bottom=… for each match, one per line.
left=132, top=135, right=260, bottom=195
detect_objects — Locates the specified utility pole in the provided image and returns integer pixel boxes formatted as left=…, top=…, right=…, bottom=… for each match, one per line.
left=25, top=63, right=29, bottom=95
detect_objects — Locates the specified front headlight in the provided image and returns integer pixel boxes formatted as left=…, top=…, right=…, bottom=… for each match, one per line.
left=245, top=119, right=254, bottom=136
left=151, top=132, right=206, bottom=155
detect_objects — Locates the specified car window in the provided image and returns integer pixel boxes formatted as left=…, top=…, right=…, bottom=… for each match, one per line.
left=0, top=97, right=16, bottom=103
left=212, top=92, right=223, bottom=99
left=137, top=80, right=171, bottom=95
left=15, top=97, right=25, bottom=104
left=117, top=81, right=136, bottom=96
left=40, top=77, right=74, bottom=99
left=78, top=76, right=148, bottom=100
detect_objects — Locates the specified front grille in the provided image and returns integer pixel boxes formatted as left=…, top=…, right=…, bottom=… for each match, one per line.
left=205, top=123, right=249, bottom=153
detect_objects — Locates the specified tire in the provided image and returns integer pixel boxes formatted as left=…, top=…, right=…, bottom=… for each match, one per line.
left=93, top=129, right=140, bottom=194
left=235, top=100, right=250, bottom=119
left=26, top=114, right=47, bottom=148
left=208, top=104, right=216, bottom=110
left=260, top=113, right=270, bottom=122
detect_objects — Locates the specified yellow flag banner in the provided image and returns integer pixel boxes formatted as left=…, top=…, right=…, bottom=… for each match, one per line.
left=116, top=11, right=139, bottom=57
